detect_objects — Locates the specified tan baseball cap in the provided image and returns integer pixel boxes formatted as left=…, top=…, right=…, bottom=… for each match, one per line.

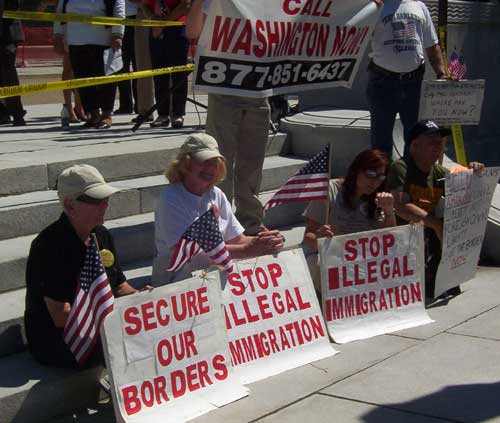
left=57, top=164, right=119, bottom=200
left=180, top=133, right=223, bottom=161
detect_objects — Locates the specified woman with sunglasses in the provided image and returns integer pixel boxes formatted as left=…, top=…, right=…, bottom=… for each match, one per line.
left=302, top=149, right=396, bottom=290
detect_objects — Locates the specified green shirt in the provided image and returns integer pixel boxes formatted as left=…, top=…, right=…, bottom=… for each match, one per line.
left=387, top=157, right=448, bottom=220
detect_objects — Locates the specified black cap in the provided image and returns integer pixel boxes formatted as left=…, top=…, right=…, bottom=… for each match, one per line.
left=408, top=120, right=452, bottom=142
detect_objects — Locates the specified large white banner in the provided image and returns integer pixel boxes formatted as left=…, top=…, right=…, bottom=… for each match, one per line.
left=418, top=80, right=485, bottom=125
left=319, top=225, right=432, bottom=344
left=221, top=249, right=337, bottom=384
left=101, top=275, right=247, bottom=423
left=193, top=0, right=380, bottom=97
left=435, top=167, right=500, bottom=297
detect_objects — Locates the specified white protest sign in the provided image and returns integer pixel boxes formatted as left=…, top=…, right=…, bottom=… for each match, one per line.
left=222, top=249, right=337, bottom=384
left=418, top=80, right=485, bottom=125
left=193, top=0, right=380, bottom=97
left=101, top=274, right=247, bottom=423
left=319, top=225, right=432, bottom=344
left=435, top=167, right=500, bottom=297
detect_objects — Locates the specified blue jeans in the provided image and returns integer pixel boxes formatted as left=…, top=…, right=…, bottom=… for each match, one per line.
left=366, top=69, right=423, bottom=158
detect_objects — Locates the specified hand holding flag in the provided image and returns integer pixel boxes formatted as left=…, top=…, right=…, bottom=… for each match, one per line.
left=63, top=236, right=114, bottom=366
left=167, top=208, right=233, bottom=273
left=264, top=144, right=330, bottom=211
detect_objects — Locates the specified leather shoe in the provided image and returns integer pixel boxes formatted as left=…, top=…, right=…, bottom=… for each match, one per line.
left=131, top=115, right=153, bottom=123
left=114, top=108, right=133, bottom=115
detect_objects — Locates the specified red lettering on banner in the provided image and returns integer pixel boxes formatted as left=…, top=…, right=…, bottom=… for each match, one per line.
left=283, top=0, right=332, bottom=17
left=156, top=299, right=169, bottom=326
left=141, top=302, right=157, bottom=331
left=411, top=282, right=422, bottom=302
left=268, top=329, right=279, bottom=353
left=171, top=370, right=186, bottom=398
left=379, top=289, right=387, bottom=310
left=242, top=299, right=260, bottom=323
left=354, top=264, right=365, bottom=285
left=140, top=381, right=154, bottom=407
left=344, top=239, right=357, bottom=261
left=186, top=363, right=200, bottom=392
left=228, top=316, right=325, bottom=365
left=122, top=376, right=171, bottom=416
left=279, top=326, right=291, bottom=349
left=367, top=260, right=377, bottom=283
left=228, top=272, right=245, bottom=296
left=171, top=287, right=210, bottom=321
left=256, top=294, right=273, bottom=319
left=154, top=377, right=169, bottom=404
left=123, top=306, right=141, bottom=335
left=330, top=26, right=369, bottom=57
left=211, top=16, right=241, bottom=52
left=213, top=354, right=228, bottom=381
left=403, top=256, right=414, bottom=276
left=369, top=291, right=377, bottom=312
left=283, top=0, right=301, bottom=15
left=254, top=19, right=266, bottom=57
left=123, top=385, right=141, bottom=415
left=272, top=291, right=285, bottom=314
left=157, top=330, right=199, bottom=367
left=232, top=20, right=252, bottom=55
left=268, top=263, right=283, bottom=287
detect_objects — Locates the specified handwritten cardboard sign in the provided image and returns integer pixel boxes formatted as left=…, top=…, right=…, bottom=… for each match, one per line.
left=435, top=167, right=500, bottom=296
left=418, top=80, right=485, bottom=125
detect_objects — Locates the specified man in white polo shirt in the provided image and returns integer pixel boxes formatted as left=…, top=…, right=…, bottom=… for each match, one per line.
left=367, top=0, right=448, bottom=159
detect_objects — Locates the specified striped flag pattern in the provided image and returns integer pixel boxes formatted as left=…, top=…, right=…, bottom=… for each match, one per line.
left=63, top=237, right=114, bottom=366
left=447, top=50, right=467, bottom=79
left=167, top=208, right=233, bottom=273
left=264, top=144, right=330, bottom=210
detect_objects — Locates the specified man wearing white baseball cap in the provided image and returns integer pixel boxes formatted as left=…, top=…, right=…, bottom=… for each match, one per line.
left=25, top=164, right=140, bottom=369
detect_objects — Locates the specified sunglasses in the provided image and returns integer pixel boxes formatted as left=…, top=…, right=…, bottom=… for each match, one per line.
left=364, top=170, right=386, bottom=181
left=76, top=195, right=108, bottom=205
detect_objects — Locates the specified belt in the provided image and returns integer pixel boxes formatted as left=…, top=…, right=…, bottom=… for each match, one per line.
left=369, top=61, right=425, bottom=80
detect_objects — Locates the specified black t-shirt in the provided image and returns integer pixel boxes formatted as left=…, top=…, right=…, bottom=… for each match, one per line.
left=24, top=213, right=126, bottom=367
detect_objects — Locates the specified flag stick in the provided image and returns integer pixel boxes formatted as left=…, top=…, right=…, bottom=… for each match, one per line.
left=324, top=143, right=332, bottom=226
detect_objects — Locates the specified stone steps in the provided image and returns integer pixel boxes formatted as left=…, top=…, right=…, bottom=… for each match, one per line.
left=0, top=153, right=303, bottom=241
left=0, top=184, right=308, bottom=292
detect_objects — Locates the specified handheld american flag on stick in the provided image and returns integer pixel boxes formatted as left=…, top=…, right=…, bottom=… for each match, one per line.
left=167, top=208, right=233, bottom=273
left=264, top=144, right=330, bottom=210
left=447, top=50, right=467, bottom=80
left=64, top=236, right=114, bottom=366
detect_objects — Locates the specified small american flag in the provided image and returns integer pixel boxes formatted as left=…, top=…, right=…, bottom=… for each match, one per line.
left=63, top=237, right=114, bottom=366
left=447, top=50, right=467, bottom=79
left=264, top=144, right=330, bottom=210
left=167, top=208, right=233, bottom=273
left=392, top=21, right=416, bottom=39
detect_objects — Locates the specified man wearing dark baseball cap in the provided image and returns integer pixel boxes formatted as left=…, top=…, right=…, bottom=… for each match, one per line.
left=25, top=164, right=142, bottom=369
left=387, top=120, right=484, bottom=305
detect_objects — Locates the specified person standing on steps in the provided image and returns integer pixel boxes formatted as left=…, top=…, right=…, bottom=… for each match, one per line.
left=367, top=0, right=448, bottom=159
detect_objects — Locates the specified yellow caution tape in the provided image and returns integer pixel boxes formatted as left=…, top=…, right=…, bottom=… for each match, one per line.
left=3, top=10, right=184, bottom=27
left=0, top=64, right=194, bottom=98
